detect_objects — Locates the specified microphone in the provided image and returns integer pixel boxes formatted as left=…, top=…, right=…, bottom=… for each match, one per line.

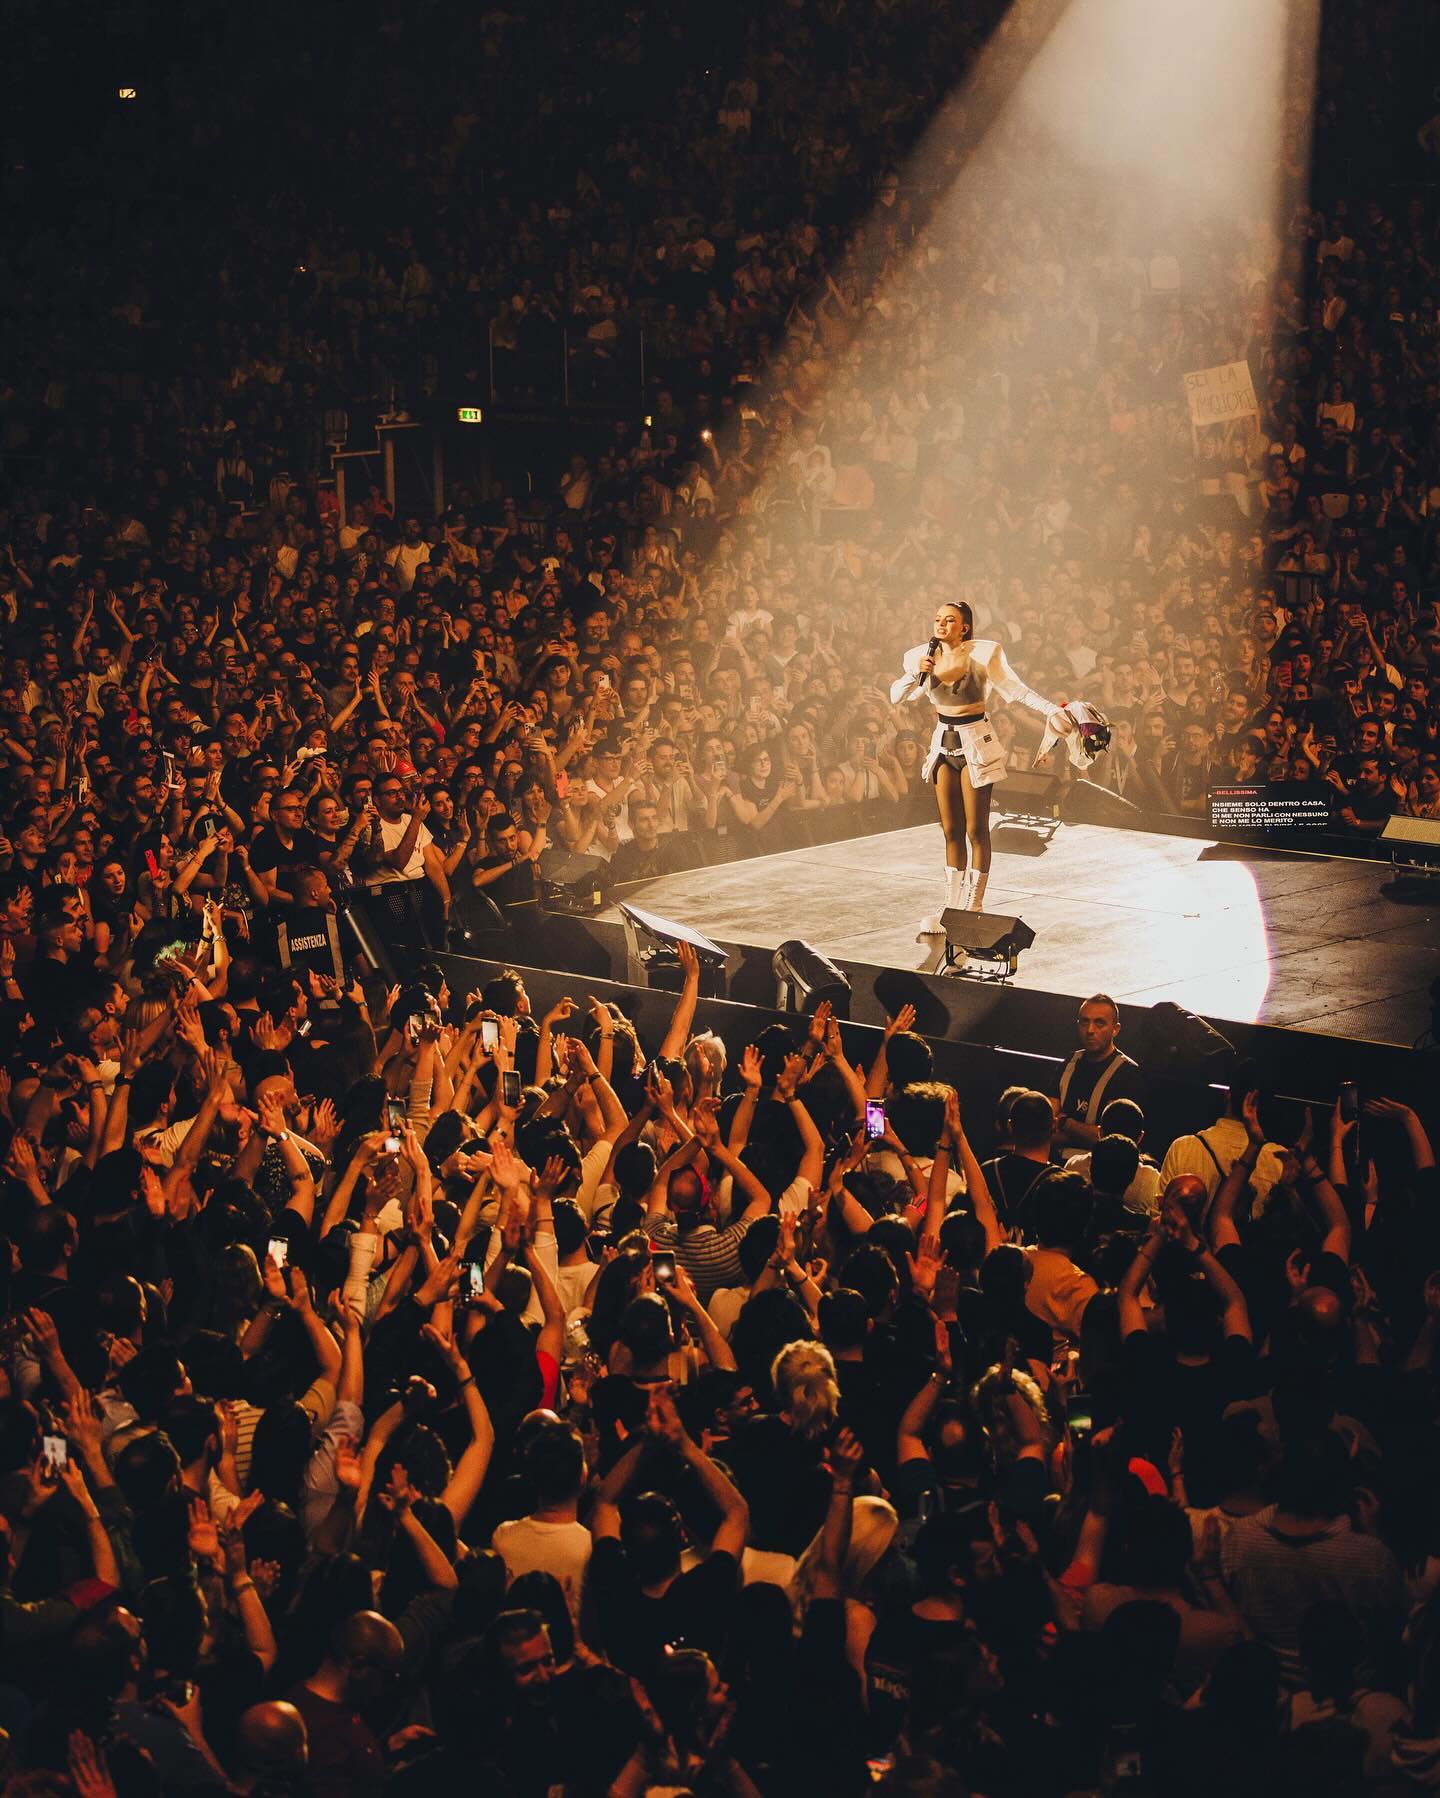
left=922, top=635, right=940, bottom=687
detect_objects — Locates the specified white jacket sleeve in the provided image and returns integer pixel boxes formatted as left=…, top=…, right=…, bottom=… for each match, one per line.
left=889, top=644, right=927, bottom=706
left=984, top=642, right=1056, bottom=719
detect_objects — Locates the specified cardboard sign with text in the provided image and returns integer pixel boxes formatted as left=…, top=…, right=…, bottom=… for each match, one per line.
left=1182, top=361, right=1259, bottom=427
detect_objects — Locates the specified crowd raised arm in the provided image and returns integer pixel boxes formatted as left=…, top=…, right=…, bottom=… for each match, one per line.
left=0, top=911, right=1434, bottom=1791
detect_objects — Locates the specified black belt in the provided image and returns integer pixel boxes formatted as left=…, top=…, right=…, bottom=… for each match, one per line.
left=937, top=711, right=986, bottom=726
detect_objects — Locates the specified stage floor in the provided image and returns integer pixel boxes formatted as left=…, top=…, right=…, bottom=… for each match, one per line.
left=606, top=821, right=1439, bottom=1048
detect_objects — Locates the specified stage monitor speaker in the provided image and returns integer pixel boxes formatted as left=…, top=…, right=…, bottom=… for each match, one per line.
left=540, top=847, right=611, bottom=915
left=994, top=771, right=1063, bottom=817
left=1062, top=779, right=1142, bottom=828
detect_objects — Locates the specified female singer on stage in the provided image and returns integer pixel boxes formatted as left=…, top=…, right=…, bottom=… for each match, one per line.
left=890, top=600, right=1074, bottom=934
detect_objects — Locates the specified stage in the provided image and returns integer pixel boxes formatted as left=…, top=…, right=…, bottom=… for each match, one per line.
left=604, top=820, right=1439, bottom=1049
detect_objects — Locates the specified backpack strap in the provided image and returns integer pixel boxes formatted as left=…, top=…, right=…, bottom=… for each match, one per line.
left=1195, top=1128, right=1228, bottom=1181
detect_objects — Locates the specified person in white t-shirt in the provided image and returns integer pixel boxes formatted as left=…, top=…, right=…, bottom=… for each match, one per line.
left=362, top=776, right=450, bottom=923
left=1159, top=1069, right=1286, bottom=1207
left=707, top=1216, right=781, bottom=1341
left=491, top=1423, right=592, bottom=1621
left=386, top=517, right=432, bottom=591
left=552, top=1198, right=599, bottom=1319
left=338, top=503, right=370, bottom=554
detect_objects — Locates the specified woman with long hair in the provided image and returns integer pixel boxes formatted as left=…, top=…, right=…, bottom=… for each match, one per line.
left=890, top=599, right=1075, bottom=933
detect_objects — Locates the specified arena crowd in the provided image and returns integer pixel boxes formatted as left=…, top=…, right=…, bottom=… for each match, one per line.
left=2, top=0, right=1440, bottom=1791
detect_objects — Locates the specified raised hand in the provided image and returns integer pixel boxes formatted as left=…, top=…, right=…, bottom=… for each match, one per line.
left=773, top=1052, right=805, bottom=1102
left=646, top=1385, right=689, bottom=1450
left=534, top=1154, right=569, bottom=1200
left=666, top=1260, right=702, bottom=1313
left=378, top=1464, right=417, bottom=1514
left=7, top=1133, right=40, bottom=1187
left=489, top=1133, right=529, bottom=1190
left=645, top=1063, right=675, bottom=1113
left=261, top=1252, right=289, bottom=1305
left=311, top=1096, right=340, bottom=1150
left=739, top=1044, right=763, bottom=1092
left=140, top=1165, right=166, bottom=1218
left=828, top=1425, right=865, bottom=1490
left=257, top=1087, right=288, bottom=1136
left=942, top=1087, right=963, bottom=1145
left=884, top=1002, right=916, bottom=1039
left=65, top=1388, right=105, bottom=1464
left=188, top=1497, right=222, bottom=1568
left=335, top=1436, right=363, bottom=1492
left=906, top=1241, right=946, bottom=1305
left=67, top=1733, right=116, bottom=1798
left=690, top=1096, right=720, bottom=1147
left=1363, top=1096, right=1417, bottom=1125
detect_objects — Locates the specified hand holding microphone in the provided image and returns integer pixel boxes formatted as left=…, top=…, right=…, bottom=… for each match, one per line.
left=919, top=634, right=941, bottom=686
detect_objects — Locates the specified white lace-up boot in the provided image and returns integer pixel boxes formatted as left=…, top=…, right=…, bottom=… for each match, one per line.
left=917, top=865, right=960, bottom=938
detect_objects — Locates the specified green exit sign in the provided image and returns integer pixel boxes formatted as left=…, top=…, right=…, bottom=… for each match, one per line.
left=456, top=406, right=483, bottom=424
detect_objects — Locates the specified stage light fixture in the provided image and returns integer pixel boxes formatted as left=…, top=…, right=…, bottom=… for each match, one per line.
left=1381, top=814, right=1440, bottom=880
left=772, top=939, right=851, bottom=1019
left=618, top=903, right=728, bottom=994
left=939, top=909, right=1035, bottom=979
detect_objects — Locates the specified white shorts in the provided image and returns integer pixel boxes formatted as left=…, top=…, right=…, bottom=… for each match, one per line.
left=922, top=714, right=1008, bottom=789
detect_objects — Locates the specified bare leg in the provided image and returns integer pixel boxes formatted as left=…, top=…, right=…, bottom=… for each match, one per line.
left=960, top=766, right=993, bottom=908
left=935, top=761, right=968, bottom=870
left=959, top=765, right=992, bottom=871
left=919, top=761, right=970, bottom=935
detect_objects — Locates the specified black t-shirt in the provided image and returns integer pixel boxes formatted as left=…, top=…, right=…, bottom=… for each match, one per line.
left=1345, top=781, right=1396, bottom=823
left=981, top=1153, right=1048, bottom=1228
left=586, top=1537, right=740, bottom=1679
left=20, top=953, right=95, bottom=1031
left=1059, top=1050, right=1143, bottom=1122
left=865, top=1605, right=972, bottom=1755
left=472, top=853, right=535, bottom=910
left=1118, top=1325, right=1261, bottom=1495
left=608, top=836, right=677, bottom=885
left=248, top=824, right=323, bottom=879
left=722, top=1413, right=833, bottom=1556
